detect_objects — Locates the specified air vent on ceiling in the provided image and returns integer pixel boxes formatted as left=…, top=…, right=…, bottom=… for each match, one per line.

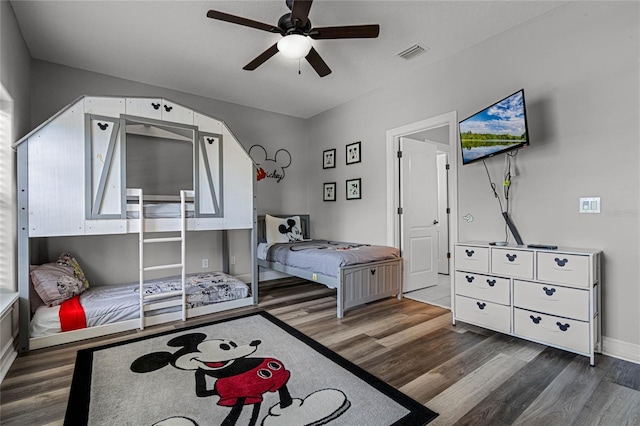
left=397, top=43, right=428, bottom=60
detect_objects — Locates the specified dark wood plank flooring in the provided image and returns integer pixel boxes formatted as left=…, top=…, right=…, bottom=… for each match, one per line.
left=2, top=277, right=640, bottom=425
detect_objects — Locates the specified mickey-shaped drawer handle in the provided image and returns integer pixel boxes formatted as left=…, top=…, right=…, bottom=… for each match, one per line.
left=465, top=249, right=475, bottom=257
left=370, top=269, right=376, bottom=276
left=151, top=102, right=160, bottom=110
left=476, top=302, right=486, bottom=310
left=506, top=253, right=517, bottom=262
left=465, top=275, right=475, bottom=283
left=554, top=258, right=569, bottom=267
left=207, top=138, right=215, bottom=145
left=556, top=322, right=570, bottom=331
left=543, top=287, right=556, bottom=296
left=164, top=104, right=173, bottom=112
left=486, top=279, right=496, bottom=287
left=530, top=315, right=542, bottom=324
left=97, top=122, right=109, bottom=130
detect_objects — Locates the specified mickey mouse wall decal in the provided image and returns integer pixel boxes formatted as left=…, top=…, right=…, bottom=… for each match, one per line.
left=131, top=333, right=350, bottom=426
left=249, top=145, right=292, bottom=183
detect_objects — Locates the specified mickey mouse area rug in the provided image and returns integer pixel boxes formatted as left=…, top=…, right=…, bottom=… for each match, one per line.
left=65, top=311, right=438, bottom=426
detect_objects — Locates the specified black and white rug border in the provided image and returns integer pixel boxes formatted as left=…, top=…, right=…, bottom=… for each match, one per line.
left=66, top=311, right=438, bottom=426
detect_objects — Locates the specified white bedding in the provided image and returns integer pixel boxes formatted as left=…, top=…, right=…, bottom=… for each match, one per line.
left=30, top=305, right=62, bottom=337
left=258, top=240, right=401, bottom=278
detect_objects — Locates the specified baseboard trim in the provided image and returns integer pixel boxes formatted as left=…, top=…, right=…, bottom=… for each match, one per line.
left=602, top=336, right=640, bottom=365
left=0, top=339, right=17, bottom=383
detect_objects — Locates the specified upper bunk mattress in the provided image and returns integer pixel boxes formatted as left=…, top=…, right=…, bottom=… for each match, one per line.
left=126, top=203, right=195, bottom=219
left=258, top=240, right=400, bottom=278
left=30, top=271, right=249, bottom=337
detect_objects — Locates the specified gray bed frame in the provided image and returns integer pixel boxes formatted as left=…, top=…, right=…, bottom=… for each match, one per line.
left=257, top=215, right=403, bottom=318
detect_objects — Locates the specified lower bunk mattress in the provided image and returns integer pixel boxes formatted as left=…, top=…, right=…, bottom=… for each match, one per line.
left=30, top=272, right=249, bottom=338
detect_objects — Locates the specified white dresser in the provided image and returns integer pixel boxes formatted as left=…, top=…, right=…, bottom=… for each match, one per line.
left=453, top=242, right=602, bottom=365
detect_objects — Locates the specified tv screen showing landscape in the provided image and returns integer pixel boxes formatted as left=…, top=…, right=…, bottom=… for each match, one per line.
left=459, top=89, right=529, bottom=165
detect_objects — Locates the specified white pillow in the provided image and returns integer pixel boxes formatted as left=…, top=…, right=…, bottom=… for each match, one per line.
left=265, top=214, right=304, bottom=244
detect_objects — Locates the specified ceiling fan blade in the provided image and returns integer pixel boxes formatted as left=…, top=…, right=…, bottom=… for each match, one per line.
left=305, top=47, right=331, bottom=77
left=309, top=24, right=380, bottom=40
left=243, top=43, right=280, bottom=71
left=291, top=0, right=313, bottom=28
left=207, top=10, right=282, bottom=34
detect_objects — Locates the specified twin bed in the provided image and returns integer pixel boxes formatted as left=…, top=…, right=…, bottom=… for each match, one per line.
left=25, top=210, right=257, bottom=351
left=257, top=214, right=403, bottom=318
left=29, top=270, right=249, bottom=346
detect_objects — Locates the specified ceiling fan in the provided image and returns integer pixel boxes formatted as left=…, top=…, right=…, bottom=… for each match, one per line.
left=206, top=0, right=380, bottom=77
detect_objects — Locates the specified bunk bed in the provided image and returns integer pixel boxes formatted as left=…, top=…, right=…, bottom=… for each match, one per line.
left=15, top=96, right=258, bottom=351
left=257, top=215, right=403, bottom=318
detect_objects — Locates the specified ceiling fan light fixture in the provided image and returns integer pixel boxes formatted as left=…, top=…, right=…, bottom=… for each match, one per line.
left=277, top=34, right=312, bottom=60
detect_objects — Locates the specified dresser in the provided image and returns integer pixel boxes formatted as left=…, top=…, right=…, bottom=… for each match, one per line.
left=453, top=242, right=602, bottom=365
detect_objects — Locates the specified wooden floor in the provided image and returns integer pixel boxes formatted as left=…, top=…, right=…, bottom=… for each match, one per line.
left=2, top=277, right=640, bottom=425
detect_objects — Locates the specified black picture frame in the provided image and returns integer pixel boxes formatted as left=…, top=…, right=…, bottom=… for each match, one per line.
left=346, top=141, right=361, bottom=165
left=323, top=182, right=337, bottom=201
left=346, top=178, right=361, bottom=200
left=323, top=149, right=336, bottom=169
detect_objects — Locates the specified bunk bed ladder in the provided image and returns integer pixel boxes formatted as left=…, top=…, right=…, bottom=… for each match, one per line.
left=129, top=188, right=192, bottom=330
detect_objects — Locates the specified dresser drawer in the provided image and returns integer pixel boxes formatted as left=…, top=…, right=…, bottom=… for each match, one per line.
left=513, top=280, right=589, bottom=321
left=537, top=252, right=591, bottom=287
left=455, top=271, right=510, bottom=305
left=455, top=295, right=511, bottom=333
left=491, top=248, right=534, bottom=279
left=514, top=308, right=589, bottom=354
left=455, top=245, right=489, bottom=273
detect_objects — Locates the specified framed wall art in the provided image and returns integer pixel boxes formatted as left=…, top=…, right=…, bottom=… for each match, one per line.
left=346, top=141, right=361, bottom=165
left=323, top=182, right=336, bottom=201
left=346, top=178, right=361, bottom=200
left=323, top=148, right=336, bottom=169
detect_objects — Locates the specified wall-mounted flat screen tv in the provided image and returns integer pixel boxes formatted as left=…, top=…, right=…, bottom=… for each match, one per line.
left=459, top=89, right=529, bottom=165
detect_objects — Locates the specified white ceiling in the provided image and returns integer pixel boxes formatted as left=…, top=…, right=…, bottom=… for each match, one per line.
left=11, top=0, right=567, bottom=118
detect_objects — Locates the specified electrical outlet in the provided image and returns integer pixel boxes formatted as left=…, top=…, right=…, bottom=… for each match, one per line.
left=580, top=197, right=600, bottom=213
left=202, top=258, right=208, bottom=268
left=231, top=256, right=236, bottom=265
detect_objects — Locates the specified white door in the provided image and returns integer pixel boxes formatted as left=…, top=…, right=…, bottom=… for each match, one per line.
left=400, top=137, right=438, bottom=292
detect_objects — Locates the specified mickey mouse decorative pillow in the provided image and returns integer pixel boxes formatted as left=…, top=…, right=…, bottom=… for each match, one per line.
left=30, top=253, right=90, bottom=307
left=265, top=214, right=304, bottom=244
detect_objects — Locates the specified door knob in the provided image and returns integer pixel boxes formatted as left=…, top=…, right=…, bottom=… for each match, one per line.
left=433, top=219, right=439, bottom=225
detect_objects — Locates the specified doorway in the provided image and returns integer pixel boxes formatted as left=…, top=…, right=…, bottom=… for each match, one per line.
left=385, top=111, right=459, bottom=309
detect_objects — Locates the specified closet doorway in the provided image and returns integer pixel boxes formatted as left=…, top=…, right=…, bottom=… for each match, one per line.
left=385, top=111, right=459, bottom=309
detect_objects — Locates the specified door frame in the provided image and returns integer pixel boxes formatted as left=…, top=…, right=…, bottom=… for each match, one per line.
left=385, top=111, right=459, bottom=298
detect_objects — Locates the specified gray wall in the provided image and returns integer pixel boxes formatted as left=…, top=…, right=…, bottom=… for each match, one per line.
left=307, top=2, right=639, bottom=347
left=1, top=0, right=31, bottom=292
left=0, top=0, right=30, bottom=139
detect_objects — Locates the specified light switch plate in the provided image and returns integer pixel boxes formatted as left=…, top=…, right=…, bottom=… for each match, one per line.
left=579, top=197, right=600, bottom=213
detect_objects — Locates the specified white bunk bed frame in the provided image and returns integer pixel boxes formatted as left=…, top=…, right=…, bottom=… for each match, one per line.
left=257, top=215, right=403, bottom=318
left=15, top=95, right=259, bottom=352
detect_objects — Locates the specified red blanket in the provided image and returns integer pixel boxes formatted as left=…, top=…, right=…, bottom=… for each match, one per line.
left=59, top=295, right=87, bottom=332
